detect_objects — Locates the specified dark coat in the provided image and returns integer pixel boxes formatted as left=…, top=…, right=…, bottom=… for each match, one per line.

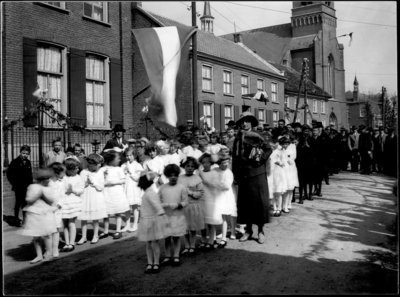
left=359, top=132, right=374, bottom=153
left=7, top=156, right=33, bottom=191
left=102, top=137, right=128, bottom=165
left=232, top=130, right=273, bottom=226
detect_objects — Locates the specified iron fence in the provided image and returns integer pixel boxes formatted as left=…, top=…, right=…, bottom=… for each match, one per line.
left=3, top=123, right=178, bottom=168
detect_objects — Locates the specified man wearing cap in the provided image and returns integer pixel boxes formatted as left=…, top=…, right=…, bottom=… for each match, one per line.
left=358, top=125, right=374, bottom=175
left=348, top=126, right=360, bottom=172
left=232, top=112, right=273, bottom=244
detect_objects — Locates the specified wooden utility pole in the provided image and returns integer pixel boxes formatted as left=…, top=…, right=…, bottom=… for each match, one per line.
left=293, top=58, right=308, bottom=124
left=192, top=2, right=198, bottom=126
left=382, top=86, right=386, bottom=127
left=303, top=59, right=309, bottom=125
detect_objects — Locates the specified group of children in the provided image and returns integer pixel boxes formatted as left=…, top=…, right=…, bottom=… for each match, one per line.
left=19, top=135, right=240, bottom=273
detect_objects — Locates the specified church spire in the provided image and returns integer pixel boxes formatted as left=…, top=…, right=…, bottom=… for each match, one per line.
left=353, top=75, right=359, bottom=101
left=200, top=2, right=214, bottom=34
left=354, top=75, right=358, bottom=85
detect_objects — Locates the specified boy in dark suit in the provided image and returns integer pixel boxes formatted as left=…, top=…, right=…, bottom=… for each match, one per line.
left=6, top=145, right=33, bottom=226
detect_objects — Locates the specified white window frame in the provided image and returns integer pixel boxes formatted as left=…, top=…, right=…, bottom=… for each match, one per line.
left=284, top=96, right=289, bottom=107
left=224, top=105, right=233, bottom=125
left=273, top=110, right=279, bottom=127
left=257, top=79, right=264, bottom=92
left=37, top=42, right=67, bottom=127
left=322, top=119, right=326, bottom=127
left=43, top=2, right=66, bottom=9
left=83, top=2, right=108, bottom=23
left=241, top=74, right=249, bottom=95
left=258, top=108, right=265, bottom=125
left=223, top=70, right=233, bottom=95
left=307, top=118, right=311, bottom=125
left=85, top=53, right=110, bottom=129
left=202, top=64, right=213, bottom=91
left=313, top=100, right=317, bottom=113
left=321, top=101, right=326, bottom=114
left=203, top=102, right=214, bottom=128
left=271, top=82, right=278, bottom=102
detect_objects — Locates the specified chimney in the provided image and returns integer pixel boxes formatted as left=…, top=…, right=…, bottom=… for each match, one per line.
left=132, top=2, right=142, bottom=9
left=282, top=59, right=288, bottom=67
left=233, top=33, right=242, bottom=43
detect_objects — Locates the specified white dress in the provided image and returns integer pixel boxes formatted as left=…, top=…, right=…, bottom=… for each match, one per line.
left=178, top=174, right=205, bottom=231
left=102, top=166, right=130, bottom=215
left=159, top=183, right=189, bottom=237
left=265, top=150, right=274, bottom=199
left=78, top=169, right=108, bottom=221
left=121, top=161, right=144, bottom=205
left=169, top=152, right=181, bottom=166
left=48, top=178, right=65, bottom=228
left=199, top=169, right=223, bottom=225
left=284, top=144, right=300, bottom=190
left=209, top=144, right=222, bottom=155
left=271, top=148, right=288, bottom=194
left=214, top=168, right=237, bottom=217
left=20, top=185, right=57, bottom=237
left=60, top=174, right=84, bottom=219
left=143, top=156, right=167, bottom=190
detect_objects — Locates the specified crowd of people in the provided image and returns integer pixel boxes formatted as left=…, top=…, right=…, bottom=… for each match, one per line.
left=6, top=117, right=397, bottom=273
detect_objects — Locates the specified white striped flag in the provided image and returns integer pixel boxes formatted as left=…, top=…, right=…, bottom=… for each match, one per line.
left=132, top=26, right=197, bottom=127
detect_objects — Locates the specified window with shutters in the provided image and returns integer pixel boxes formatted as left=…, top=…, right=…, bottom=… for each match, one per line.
left=203, top=102, right=214, bottom=128
left=241, top=75, right=249, bottom=95
left=271, top=82, right=278, bottom=102
left=223, top=70, right=232, bottom=94
left=273, top=110, right=279, bottom=127
left=83, top=2, right=108, bottom=23
left=43, top=2, right=66, bottom=8
left=257, top=79, right=264, bottom=92
left=321, top=101, right=326, bottom=114
left=86, top=54, right=109, bottom=128
left=258, top=109, right=265, bottom=124
left=202, top=65, right=213, bottom=91
left=313, top=100, right=317, bottom=113
left=37, top=43, right=67, bottom=126
left=224, top=105, right=233, bottom=125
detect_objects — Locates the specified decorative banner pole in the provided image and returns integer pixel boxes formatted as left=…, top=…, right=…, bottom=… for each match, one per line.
left=303, top=58, right=309, bottom=125
left=192, top=2, right=199, bottom=127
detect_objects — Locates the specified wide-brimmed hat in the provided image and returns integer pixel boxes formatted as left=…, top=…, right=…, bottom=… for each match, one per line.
left=316, top=121, right=324, bottom=128
left=292, top=122, right=302, bottom=129
left=226, top=120, right=236, bottom=128
left=139, top=137, right=150, bottom=145
left=235, top=112, right=258, bottom=127
left=112, top=124, right=126, bottom=133
left=127, top=138, right=136, bottom=143
left=303, top=124, right=312, bottom=131
left=217, top=152, right=231, bottom=162
left=340, top=126, right=346, bottom=131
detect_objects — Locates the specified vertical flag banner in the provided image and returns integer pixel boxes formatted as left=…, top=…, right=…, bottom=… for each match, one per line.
left=132, top=26, right=197, bottom=127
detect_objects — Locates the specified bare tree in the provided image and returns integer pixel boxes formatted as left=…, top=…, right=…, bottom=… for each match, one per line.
left=362, top=99, right=374, bottom=127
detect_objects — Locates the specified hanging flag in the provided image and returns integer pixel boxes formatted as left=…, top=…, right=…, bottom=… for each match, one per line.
left=335, top=32, right=353, bottom=47
left=32, top=83, right=42, bottom=98
left=132, top=26, right=197, bottom=127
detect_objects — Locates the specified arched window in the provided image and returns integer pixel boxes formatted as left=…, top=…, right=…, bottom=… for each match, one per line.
left=327, top=54, right=335, bottom=97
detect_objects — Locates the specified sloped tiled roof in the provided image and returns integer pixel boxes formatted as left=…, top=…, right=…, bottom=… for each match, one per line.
left=142, top=10, right=282, bottom=77
left=220, top=24, right=317, bottom=64
left=270, top=62, right=332, bottom=98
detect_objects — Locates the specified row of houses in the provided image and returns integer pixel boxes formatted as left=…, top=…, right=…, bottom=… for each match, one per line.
left=2, top=1, right=348, bottom=167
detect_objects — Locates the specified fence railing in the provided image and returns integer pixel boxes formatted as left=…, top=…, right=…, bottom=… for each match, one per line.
left=2, top=124, right=177, bottom=168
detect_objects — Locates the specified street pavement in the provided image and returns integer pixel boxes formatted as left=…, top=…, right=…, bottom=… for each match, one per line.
left=2, top=171, right=398, bottom=294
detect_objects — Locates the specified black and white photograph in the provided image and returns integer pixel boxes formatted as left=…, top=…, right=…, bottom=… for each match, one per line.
left=2, top=1, right=398, bottom=294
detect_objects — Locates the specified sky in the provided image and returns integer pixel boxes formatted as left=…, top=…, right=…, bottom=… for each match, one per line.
left=142, top=1, right=397, bottom=96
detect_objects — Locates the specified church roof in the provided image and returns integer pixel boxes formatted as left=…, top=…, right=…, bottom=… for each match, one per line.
left=202, top=2, right=212, bottom=18
left=142, top=10, right=282, bottom=77
left=269, top=62, right=332, bottom=98
left=220, top=24, right=317, bottom=64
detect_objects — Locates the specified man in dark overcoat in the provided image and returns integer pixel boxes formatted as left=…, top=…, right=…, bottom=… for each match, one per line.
left=102, top=124, right=128, bottom=165
left=6, top=145, right=33, bottom=226
left=308, top=126, right=325, bottom=196
left=232, top=112, right=272, bottom=244
left=358, top=125, right=374, bottom=175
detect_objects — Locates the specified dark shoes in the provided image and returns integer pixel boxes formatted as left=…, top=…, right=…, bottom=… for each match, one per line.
left=113, top=232, right=122, bottom=239
left=218, top=240, right=227, bottom=248
left=98, top=232, right=109, bottom=239
left=298, top=199, right=304, bottom=204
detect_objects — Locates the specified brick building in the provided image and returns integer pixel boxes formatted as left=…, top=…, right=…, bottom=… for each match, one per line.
left=2, top=1, right=135, bottom=167
left=346, top=76, right=383, bottom=128
left=221, top=1, right=347, bottom=129
left=132, top=3, right=286, bottom=131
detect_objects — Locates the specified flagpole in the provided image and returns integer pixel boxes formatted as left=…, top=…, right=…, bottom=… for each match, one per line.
left=192, top=2, right=198, bottom=127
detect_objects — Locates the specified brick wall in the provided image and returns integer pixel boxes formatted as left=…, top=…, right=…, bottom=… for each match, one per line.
left=2, top=2, right=133, bottom=126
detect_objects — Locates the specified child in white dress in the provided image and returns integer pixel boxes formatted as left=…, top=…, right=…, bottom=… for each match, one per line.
left=20, top=168, right=58, bottom=264
left=159, top=164, right=189, bottom=267
left=48, top=162, right=66, bottom=258
left=178, top=157, right=206, bottom=255
left=60, top=156, right=84, bottom=252
left=198, top=153, right=222, bottom=250
left=143, top=144, right=167, bottom=191
left=121, top=147, right=144, bottom=232
left=187, top=139, right=203, bottom=160
left=271, top=138, right=289, bottom=217
left=283, top=137, right=299, bottom=212
left=137, top=171, right=172, bottom=274
left=100, top=150, right=130, bottom=240
left=77, top=154, right=108, bottom=244
left=213, top=153, right=237, bottom=248
left=169, top=140, right=183, bottom=166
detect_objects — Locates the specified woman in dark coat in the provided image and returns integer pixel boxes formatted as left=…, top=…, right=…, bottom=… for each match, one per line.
left=232, top=112, right=272, bottom=244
